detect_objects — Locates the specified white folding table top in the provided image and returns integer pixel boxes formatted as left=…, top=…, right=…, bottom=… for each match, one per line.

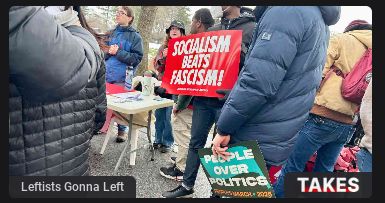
left=107, top=92, right=174, bottom=115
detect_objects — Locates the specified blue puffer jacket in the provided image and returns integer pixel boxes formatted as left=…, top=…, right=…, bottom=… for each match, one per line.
left=216, top=6, right=341, bottom=166
left=105, top=25, right=143, bottom=83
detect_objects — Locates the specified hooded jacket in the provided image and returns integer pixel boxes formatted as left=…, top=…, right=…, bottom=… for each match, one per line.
left=216, top=6, right=341, bottom=166
left=313, top=29, right=372, bottom=119
left=9, top=6, right=106, bottom=176
left=105, top=25, right=143, bottom=83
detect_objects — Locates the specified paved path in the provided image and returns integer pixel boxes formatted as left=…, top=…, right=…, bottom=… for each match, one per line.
left=89, top=125, right=213, bottom=198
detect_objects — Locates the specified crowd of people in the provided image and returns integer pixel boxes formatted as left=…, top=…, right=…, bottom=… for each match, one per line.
left=9, top=6, right=372, bottom=198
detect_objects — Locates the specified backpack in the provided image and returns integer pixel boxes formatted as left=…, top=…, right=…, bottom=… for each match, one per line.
left=341, top=48, right=372, bottom=104
left=319, top=39, right=372, bottom=105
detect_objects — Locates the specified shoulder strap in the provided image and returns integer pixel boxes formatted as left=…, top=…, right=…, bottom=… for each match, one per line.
left=318, top=65, right=345, bottom=92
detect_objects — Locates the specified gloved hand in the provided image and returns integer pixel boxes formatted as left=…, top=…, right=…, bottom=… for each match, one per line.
left=154, top=86, right=167, bottom=97
left=172, top=103, right=182, bottom=115
left=216, top=89, right=231, bottom=102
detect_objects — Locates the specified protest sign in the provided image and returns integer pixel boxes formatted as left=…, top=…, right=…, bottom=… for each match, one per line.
left=161, top=30, right=241, bottom=97
left=198, top=141, right=275, bottom=198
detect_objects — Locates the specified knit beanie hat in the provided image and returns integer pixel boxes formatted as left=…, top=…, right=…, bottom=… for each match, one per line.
left=344, top=20, right=370, bottom=32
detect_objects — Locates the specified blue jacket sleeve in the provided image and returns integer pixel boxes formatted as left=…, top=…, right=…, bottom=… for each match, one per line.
left=115, top=33, right=144, bottom=68
left=216, top=7, right=305, bottom=136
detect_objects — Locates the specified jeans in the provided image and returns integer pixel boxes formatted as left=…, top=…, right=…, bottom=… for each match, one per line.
left=117, top=124, right=127, bottom=132
left=356, top=148, right=372, bottom=172
left=273, top=114, right=354, bottom=198
left=183, top=97, right=223, bottom=188
left=154, top=106, right=174, bottom=147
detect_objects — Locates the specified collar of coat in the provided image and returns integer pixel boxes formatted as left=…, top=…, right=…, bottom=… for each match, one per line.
left=116, top=25, right=137, bottom=33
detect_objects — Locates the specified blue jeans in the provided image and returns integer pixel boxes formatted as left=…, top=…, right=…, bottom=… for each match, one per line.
left=117, top=124, right=127, bottom=132
left=356, top=148, right=372, bottom=172
left=273, top=114, right=354, bottom=198
left=154, top=106, right=174, bottom=147
left=183, top=97, right=223, bottom=188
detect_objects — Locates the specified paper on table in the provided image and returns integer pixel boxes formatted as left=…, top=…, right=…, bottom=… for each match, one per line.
left=112, top=93, right=142, bottom=99
left=110, top=93, right=144, bottom=103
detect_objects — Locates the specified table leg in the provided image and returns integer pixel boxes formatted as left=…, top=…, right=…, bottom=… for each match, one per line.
left=114, top=114, right=134, bottom=174
left=147, top=110, right=155, bottom=161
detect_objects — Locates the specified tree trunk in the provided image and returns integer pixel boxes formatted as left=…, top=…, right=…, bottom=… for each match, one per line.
left=136, top=6, right=158, bottom=76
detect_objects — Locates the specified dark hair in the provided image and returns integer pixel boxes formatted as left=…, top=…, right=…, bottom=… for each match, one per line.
left=193, top=8, right=215, bottom=30
left=120, top=6, right=135, bottom=25
left=344, top=24, right=372, bottom=33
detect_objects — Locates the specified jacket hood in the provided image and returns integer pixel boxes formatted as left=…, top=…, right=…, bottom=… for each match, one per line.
left=319, top=6, right=341, bottom=25
left=225, top=11, right=256, bottom=28
left=347, top=30, right=372, bottom=48
left=253, top=6, right=268, bottom=22
left=240, top=7, right=255, bottom=18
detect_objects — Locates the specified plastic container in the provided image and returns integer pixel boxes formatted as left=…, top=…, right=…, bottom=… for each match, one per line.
left=124, top=67, right=134, bottom=90
left=141, top=70, right=154, bottom=96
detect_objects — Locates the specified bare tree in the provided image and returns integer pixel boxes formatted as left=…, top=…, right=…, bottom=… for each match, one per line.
left=136, top=6, right=158, bottom=76
left=151, top=6, right=191, bottom=43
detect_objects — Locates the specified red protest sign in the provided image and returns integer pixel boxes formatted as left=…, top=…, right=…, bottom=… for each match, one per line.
left=161, top=30, right=242, bottom=97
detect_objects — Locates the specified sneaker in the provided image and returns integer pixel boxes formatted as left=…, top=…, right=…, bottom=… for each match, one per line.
left=153, top=143, right=162, bottom=149
left=171, top=156, right=177, bottom=162
left=116, top=131, right=127, bottom=143
left=210, top=193, right=221, bottom=198
left=209, top=189, right=221, bottom=198
left=162, top=185, right=194, bottom=198
left=160, top=145, right=172, bottom=153
left=172, top=145, right=178, bottom=153
left=159, top=165, right=184, bottom=181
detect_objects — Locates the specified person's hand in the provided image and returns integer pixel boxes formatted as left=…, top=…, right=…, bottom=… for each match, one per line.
left=173, top=107, right=182, bottom=115
left=154, top=86, right=167, bottom=96
left=212, top=133, right=231, bottom=161
left=162, top=48, right=168, bottom=57
left=216, top=89, right=231, bottom=102
left=108, top=44, right=119, bottom=55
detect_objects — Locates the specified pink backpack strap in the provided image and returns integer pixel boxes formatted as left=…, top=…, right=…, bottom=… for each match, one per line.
left=318, top=65, right=345, bottom=92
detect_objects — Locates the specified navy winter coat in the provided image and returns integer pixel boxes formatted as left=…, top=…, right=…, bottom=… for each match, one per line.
left=105, top=25, right=143, bottom=83
left=216, top=6, right=341, bottom=166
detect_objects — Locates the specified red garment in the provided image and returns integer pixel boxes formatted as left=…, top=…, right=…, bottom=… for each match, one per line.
left=268, top=165, right=282, bottom=184
left=304, top=147, right=360, bottom=172
left=106, top=82, right=135, bottom=95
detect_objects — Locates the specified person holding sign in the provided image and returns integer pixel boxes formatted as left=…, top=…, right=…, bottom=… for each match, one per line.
left=153, top=20, right=186, bottom=153
left=159, top=8, right=215, bottom=182
left=162, top=6, right=256, bottom=198
left=210, top=5, right=341, bottom=195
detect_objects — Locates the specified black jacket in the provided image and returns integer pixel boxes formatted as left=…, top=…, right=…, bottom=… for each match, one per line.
left=209, top=11, right=256, bottom=72
left=9, top=6, right=107, bottom=176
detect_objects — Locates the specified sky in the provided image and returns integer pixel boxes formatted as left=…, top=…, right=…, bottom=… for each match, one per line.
left=188, top=6, right=372, bottom=33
